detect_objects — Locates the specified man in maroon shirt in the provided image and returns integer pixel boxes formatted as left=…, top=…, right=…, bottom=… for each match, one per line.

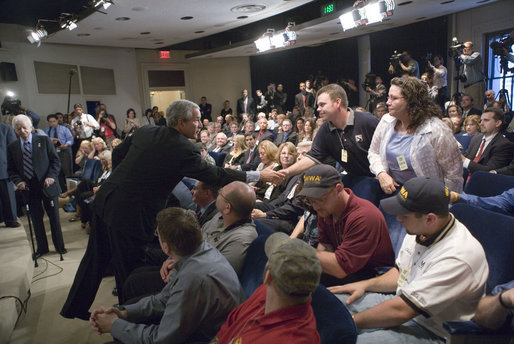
left=212, top=232, right=321, bottom=344
left=297, top=164, right=394, bottom=286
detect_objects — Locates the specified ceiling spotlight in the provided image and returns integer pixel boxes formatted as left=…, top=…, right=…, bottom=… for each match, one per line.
left=94, top=0, right=113, bottom=10
left=59, top=13, right=78, bottom=31
left=340, top=0, right=395, bottom=31
left=27, top=24, right=48, bottom=44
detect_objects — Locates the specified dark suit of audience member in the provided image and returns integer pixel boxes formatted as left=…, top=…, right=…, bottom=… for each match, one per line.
left=61, top=115, right=246, bottom=320
left=236, top=96, right=256, bottom=119
left=463, top=107, right=482, bottom=118
left=7, top=132, right=65, bottom=254
left=295, top=91, right=315, bottom=115
left=0, top=123, right=19, bottom=227
left=240, top=146, right=261, bottom=171
left=464, top=133, right=513, bottom=174
left=255, top=129, right=274, bottom=145
left=274, top=131, right=298, bottom=146
left=199, top=102, right=212, bottom=123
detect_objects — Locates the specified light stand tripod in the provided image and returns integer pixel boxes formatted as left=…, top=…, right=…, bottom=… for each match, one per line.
left=497, top=55, right=513, bottom=112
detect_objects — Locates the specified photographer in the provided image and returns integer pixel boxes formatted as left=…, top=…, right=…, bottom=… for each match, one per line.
left=461, top=41, right=485, bottom=108
left=96, top=103, right=117, bottom=147
left=45, top=114, right=74, bottom=192
left=71, top=103, right=99, bottom=141
left=428, top=55, right=448, bottom=110
left=366, top=75, right=387, bottom=113
left=389, top=51, right=419, bottom=78
left=1, top=96, right=41, bottom=128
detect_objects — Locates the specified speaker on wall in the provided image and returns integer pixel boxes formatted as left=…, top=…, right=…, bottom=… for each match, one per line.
left=0, top=62, right=18, bottom=81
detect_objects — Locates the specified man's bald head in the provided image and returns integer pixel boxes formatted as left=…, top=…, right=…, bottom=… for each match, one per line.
left=222, top=181, right=256, bottom=219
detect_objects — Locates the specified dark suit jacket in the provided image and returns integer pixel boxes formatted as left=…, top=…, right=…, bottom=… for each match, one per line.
left=96, top=125, right=246, bottom=241
left=295, top=92, right=315, bottom=114
left=236, top=97, right=256, bottom=117
left=274, top=131, right=298, bottom=146
left=464, top=133, right=514, bottom=173
left=198, top=201, right=218, bottom=227
left=8, top=134, right=61, bottom=186
left=1, top=123, right=17, bottom=179
left=463, top=107, right=482, bottom=118
left=240, top=147, right=261, bottom=171
left=209, top=142, right=232, bottom=154
left=256, top=130, right=274, bottom=145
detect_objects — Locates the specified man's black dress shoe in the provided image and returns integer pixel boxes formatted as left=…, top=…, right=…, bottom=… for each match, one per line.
left=58, top=248, right=68, bottom=255
left=33, top=250, right=49, bottom=259
left=5, top=221, right=21, bottom=228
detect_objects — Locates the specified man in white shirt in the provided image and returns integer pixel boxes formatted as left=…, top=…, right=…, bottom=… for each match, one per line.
left=71, top=103, right=100, bottom=140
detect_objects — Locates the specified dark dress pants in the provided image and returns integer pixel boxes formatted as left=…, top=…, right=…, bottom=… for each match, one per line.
left=0, top=179, right=17, bottom=224
left=27, top=178, right=65, bottom=253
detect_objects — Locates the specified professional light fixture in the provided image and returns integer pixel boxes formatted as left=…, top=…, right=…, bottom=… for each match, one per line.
left=94, top=0, right=113, bottom=10
left=255, top=23, right=296, bottom=53
left=60, top=14, right=78, bottom=31
left=255, top=29, right=274, bottom=52
left=339, top=0, right=395, bottom=31
left=27, top=23, right=48, bottom=44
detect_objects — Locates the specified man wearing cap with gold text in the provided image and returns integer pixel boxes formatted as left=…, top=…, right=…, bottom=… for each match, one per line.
left=329, top=176, right=489, bottom=343
left=297, top=164, right=394, bottom=286
left=211, top=232, right=322, bottom=344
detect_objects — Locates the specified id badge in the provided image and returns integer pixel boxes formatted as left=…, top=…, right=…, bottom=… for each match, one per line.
left=341, top=149, right=348, bottom=163
left=397, top=155, right=408, bottom=171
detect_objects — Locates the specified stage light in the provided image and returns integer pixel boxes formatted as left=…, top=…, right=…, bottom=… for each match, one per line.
left=94, top=0, right=113, bottom=10
left=271, top=33, right=285, bottom=48
left=340, top=12, right=356, bottom=31
left=60, top=19, right=78, bottom=31
left=364, top=3, right=383, bottom=24
left=255, top=36, right=272, bottom=52
left=6, top=91, right=15, bottom=97
left=27, top=25, right=48, bottom=44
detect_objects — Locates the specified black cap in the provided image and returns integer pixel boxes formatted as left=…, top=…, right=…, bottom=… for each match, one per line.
left=380, top=177, right=450, bottom=215
left=297, top=164, right=342, bottom=198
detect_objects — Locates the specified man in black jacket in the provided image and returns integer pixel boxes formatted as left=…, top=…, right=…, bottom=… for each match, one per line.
left=62, top=100, right=278, bottom=320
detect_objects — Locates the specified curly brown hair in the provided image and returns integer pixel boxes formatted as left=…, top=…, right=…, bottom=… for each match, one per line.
left=390, top=76, right=442, bottom=130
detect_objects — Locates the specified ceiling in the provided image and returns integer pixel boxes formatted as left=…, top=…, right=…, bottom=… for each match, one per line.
left=0, top=0, right=499, bottom=58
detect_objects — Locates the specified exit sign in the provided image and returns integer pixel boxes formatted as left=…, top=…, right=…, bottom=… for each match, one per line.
left=160, top=50, right=170, bottom=59
left=321, top=2, right=336, bottom=16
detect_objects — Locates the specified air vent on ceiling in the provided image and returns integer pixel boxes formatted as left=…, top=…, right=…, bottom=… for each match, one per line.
left=231, top=5, right=266, bottom=13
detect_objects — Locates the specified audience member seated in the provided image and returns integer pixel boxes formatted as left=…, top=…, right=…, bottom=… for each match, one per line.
left=368, top=76, right=463, bottom=194
left=274, top=118, right=298, bottom=146
left=191, top=181, right=219, bottom=227
left=209, top=132, right=232, bottom=154
left=195, top=142, right=216, bottom=166
left=212, top=232, right=322, bottom=344
left=462, top=114, right=481, bottom=136
left=483, top=89, right=496, bottom=110
left=462, top=108, right=514, bottom=175
left=255, top=117, right=274, bottom=145
left=242, top=119, right=255, bottom=134
left=252, top=141, right=311, bottom=234
left=237, top=133, right=261, bottom=171
left=273, top=114, right=286, bottom=138
left=474, top=280, right=514, bottom=331
left=450, top=187, right=514, bottom=216
left=91, top=137, right=107, bottom=158
left=122, top=181, right=257, bottom=302
left=492, top=157, right=514, bottom=175
left=297, top=165, right=394, bottom=287
left=295, top=117, right=305, bottom=134
left=446, top=104, right=464, bottom=134
left=89, top=207, right=245, bottom=344
left=461, top=94, right=482, bottom=118
left=264, top=142, right=298, bottom=202
left=374, top=102, right=388, bottom=120
left=223, top=134, right=246, bottom=167
left=110, top=138, right=122, bottom=150
left=74, top=140, right=95, bottom=175
left=329, top=177, right=489, bottom=343
left=226, top=121, right=240, bottom=142
left=253, top=140, right=279, bottom=199
left=153, top=110, right=166, bottom=126
left=141, top=108, right=155, bottom=127
left=123, top=108, right=140, bottom=137
left=298, top=118, right=316, bottom=142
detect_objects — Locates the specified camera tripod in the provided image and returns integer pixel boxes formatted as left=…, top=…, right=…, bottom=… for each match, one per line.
left=497, top=56, right=513, bottom=112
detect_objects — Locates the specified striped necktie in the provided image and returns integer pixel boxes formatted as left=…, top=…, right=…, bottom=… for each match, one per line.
left=23, top=141, right=34, bottom=179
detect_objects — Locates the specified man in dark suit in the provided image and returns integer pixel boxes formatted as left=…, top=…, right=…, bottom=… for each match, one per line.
left=7, top=115, right=65, bottom=256
left=192, top=181, right=219, bottom=227
left=294, top=81, right=315, bottom=115
left=198, top=96, right=212, bottom=123
left=240, top=133, right=261, bottom=171
left=0, top=122, right=19, bottom=227
left=61, top=99, right=278, bottom=320
left=461, top=94, right=482, bottom=118
left=208, top=132, right=232, bottom=154
left=274, top=119, right=298, bottom=146
left=255, top=117, right=274, bottom=145
left=236, top=89, right=256, bottom=121
left=462, top=108, right=513, bottom=174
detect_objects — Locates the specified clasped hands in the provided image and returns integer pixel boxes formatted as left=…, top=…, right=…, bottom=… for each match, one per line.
left=90, top=306, right=127, bottom=335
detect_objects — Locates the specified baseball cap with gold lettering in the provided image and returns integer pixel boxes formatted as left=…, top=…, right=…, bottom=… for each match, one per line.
left=380, top=177, right=450, bottom=215
left=297, top=164, right=342, bottom=198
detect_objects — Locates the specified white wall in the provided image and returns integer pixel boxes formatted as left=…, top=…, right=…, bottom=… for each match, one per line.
left=0, top=41, right=141, bottom=129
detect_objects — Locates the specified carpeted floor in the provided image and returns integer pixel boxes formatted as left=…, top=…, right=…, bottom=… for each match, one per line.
left=8, top=208, right=117, bottom=344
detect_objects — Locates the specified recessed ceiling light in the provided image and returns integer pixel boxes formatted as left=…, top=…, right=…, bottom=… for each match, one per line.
left=416, top=16, right=427, bottom=20
left=77, top=33, right=90, bottom=37
left=237, top=16, right=248, bottom=19
left=140, top=32, right=151, bottom=35
left=155, top=42, right=164, bottom=44
left=131, top=6, right=148, bottom=11
left=231, top=5, right=266, bottom=13
left=194, top=30, right=204, bottom=33
left=440, top=0, right=454, bottom=4
left=397, top=1, right=413, bottom=5
left=115, top=17, right=130, bottom=21
left=181, top=16, right=193, bottom=20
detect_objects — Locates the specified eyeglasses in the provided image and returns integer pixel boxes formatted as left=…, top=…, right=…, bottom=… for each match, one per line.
left=218, top=191, right=232, bottom=206
left=301, top=186, right=336, bottom=207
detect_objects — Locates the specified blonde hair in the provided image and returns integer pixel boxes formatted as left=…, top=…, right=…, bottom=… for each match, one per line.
left=277, top=142, right=298, bottom=166
left=231, top=134, right=247, bottom=157
left=77, top=140, right=94, bottom=157
left=258, top=140, right=279, bottom=164
left=92, top=137, right=107, bottom=151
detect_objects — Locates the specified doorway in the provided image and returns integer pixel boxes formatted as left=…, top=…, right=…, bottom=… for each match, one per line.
left=149, top=90, right=186, bottom=114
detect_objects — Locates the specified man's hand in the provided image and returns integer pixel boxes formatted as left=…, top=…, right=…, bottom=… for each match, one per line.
left=251, top=209, right=266, bottom=219
left=50, top=137, right=59, bottom=143
left=160, top=257, right=175, bottom=283
left=90, top=306, right=127, bottom=334
left=461, top=154, right=467, bottom=162
left=327, top=281, right=368, bottom=305
left=16, top=182, right=28, bottom=191
left=44, top=178, right=54, bottom=188
left=377, top=172, right=399, bottom=194
left=260, top=166, right=282, bottom=184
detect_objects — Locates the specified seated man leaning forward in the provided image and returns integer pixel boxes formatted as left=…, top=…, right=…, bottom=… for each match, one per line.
left=90, top=207, right=245, bottom=344
left=211, top=232, right=322, bottom=344
left=297, top=164, right=394, bottom=286
left=329, top=177, right=489, bottom=343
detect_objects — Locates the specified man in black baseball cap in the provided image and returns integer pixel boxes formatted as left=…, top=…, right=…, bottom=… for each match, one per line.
left=297, top=164, right=394, bottom=286
left=329, top=176, right=488, bottom=343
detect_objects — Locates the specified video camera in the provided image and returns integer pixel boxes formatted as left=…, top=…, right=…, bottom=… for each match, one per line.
left=362, top=73, right=376, bottom=91
left=448, top=37, right=464, bottom=58
left=490, top=37, right=513, bottom=57
left=1, top=96, right=21, bottom=116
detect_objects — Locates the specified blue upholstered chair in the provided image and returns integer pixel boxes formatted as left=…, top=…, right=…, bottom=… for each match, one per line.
left=82, top=158, right=102, bottom=182
left=455, top=134, right=473, bottom=152
left=464, top=171, right=514, bottom=197
left=207, top=151, right=227, bottom=167
left=443, top=203, right=514, bottom=342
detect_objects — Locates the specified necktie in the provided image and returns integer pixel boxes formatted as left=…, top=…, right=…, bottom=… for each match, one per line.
left=23, top=141, right=34, bottom=180
left=53, top=127, right=58, bottom=139
left=473, top=138, right=486, bottom=163
left=246, top=149, right=253, bottom=164
left=303, top=94, right=306, bottom=108
left=244, top=99, right=247, bottom=113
